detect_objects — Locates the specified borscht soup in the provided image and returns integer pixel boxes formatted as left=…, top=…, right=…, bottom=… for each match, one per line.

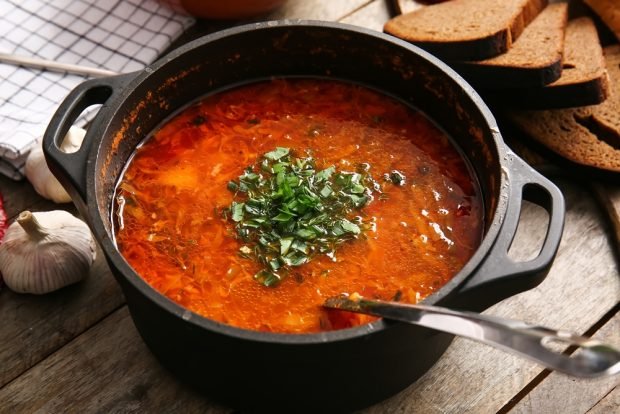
left=113, top=78, right=483, bottom=333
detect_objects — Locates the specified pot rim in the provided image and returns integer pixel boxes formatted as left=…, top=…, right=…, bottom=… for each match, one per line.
left=87, top=20, right=509, bottom=344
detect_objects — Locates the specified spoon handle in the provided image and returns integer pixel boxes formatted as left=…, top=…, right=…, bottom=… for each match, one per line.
left=324, top=296, right=620, bottom=378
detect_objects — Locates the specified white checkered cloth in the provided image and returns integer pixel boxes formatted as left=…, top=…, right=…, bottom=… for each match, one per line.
left=0, top=0, right=194, bottom=180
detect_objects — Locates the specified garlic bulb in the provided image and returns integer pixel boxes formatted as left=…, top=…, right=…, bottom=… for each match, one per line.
left=25, top=126, right=86, bottom=203
left=0, top=210, right=96, bottom=294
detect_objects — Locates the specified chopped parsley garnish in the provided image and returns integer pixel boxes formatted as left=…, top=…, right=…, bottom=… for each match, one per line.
left=226, top=147, right=402, bottom=287
left=385, top=170, right=406, bottom=186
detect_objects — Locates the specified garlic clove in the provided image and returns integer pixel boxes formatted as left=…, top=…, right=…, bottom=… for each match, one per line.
left=0, top=210, right=96, bottom=294
left=25, top=126, right=86, bottom=204
left=59, top=125, right=86, bottom=154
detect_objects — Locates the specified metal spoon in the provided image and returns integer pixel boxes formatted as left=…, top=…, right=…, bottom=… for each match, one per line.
left=324, top=295, right=620, bottom=378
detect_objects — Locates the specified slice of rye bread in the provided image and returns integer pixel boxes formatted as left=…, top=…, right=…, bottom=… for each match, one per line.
left=484, top=16, right=610, bottom=109
left=505, top=45, right=620, bottom=173
left=585, top=0, right=620, bottom=42
left=383, top=0, right=548, bottom=60
left=451, top=3, right=568, bottom=88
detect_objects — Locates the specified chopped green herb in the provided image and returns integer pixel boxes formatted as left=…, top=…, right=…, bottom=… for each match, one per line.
left=281, top=251, right=308, bottom=267
left=231, top=202, right=245, bottom=222
left=320, top=185, right=333, bottom=198
left=226, top=147, right=403, bottom=287
left=280, top=237, right=294, bottom=255
left=339, top=219, right=361, bottom=234
left=264, top=147, right=290, bottom=161
left=315, top=166, right=335, bottom=182
left=386, top=170, right=406, bottom=186
left=268, top=258, right=281, bottom=270
left=291, top=239, right=308, bottom=253
left=227, top=181, right=239, bottom=192
left=296, top=228, right=317, bottom=240
left=254, top=269, right=281, bottom=287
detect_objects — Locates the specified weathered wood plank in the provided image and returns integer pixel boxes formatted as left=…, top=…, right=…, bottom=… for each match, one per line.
left=340, top=0, right=392, bottom=32
left=588, top=385, right=620, bottom=414
left=508, top=311, right=620, bottom=414
left=591, top=182, right=620, bottom=256
left=0, top=175, right=59, bottom=220
left=360, top=181, right=620, bottom=414
left=268, top=0, right=372, bottom=21
left=393, top=0, right=425, bottom=15
left=0, top=247, right=124, bottom=388
left=0, top=307, right=228, bottom=413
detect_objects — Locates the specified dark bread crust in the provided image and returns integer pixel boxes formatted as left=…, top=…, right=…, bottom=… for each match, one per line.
left=451, top=3, right=568, bottom=88
left=454, top=60, right=561, bottom=88
left=492, top=75, right=610, bottom=109
left=383, top=0, right=548, bottom=60
left=505, top=45, right=620, bottom=173
left=483, top=17, right=609, bottom=109
left=410, top=31, right=509, bottom=61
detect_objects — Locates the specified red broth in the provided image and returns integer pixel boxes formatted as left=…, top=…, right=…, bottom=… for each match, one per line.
left=114, top=78, right=483, bottom=333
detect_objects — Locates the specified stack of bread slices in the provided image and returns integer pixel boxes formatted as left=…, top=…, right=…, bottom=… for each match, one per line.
left=384, top=0, right=620, bottom=174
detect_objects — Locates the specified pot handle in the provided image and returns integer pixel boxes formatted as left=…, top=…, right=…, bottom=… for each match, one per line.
left=454, top=156, right=565, bottom=311
left=43, top=72, right=136, bottom=205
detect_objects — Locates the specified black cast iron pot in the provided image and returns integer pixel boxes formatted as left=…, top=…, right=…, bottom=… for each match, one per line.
left=43, top=21, right=565, bottom=413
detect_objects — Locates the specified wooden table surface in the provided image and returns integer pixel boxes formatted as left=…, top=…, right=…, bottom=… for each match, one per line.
left=1, top=1, right=619, bottom=413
